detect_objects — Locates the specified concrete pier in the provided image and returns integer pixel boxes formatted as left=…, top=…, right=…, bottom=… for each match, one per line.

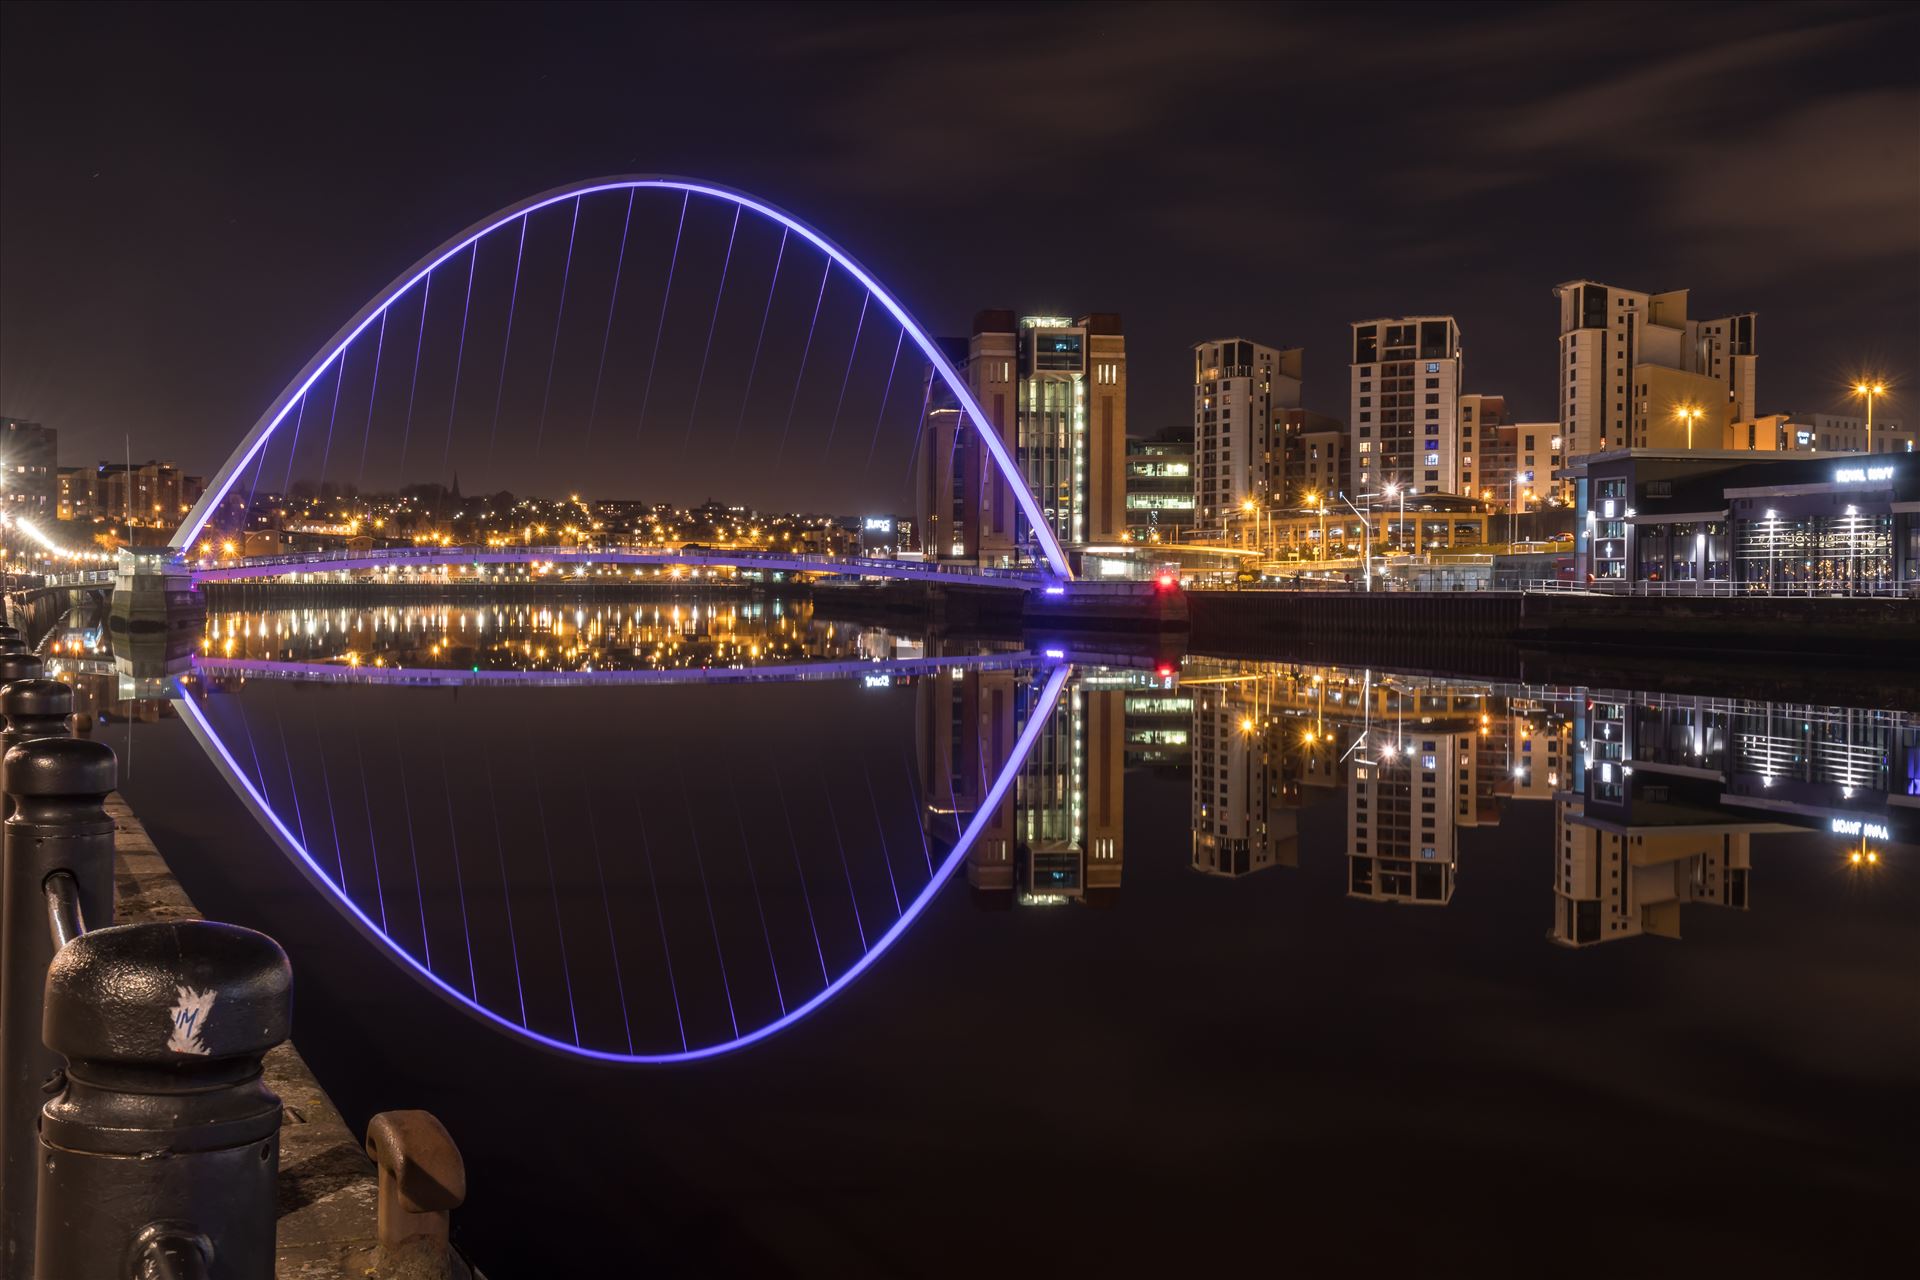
left=108, top=546, right=204, bottom=642
left=1023, top=578, right=1189, bottom=631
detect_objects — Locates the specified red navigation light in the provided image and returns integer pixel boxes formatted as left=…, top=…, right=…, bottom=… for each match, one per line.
left=1156, top=664, right=1175, bottom=678
left=1156, top=572, right=1175, bottom=590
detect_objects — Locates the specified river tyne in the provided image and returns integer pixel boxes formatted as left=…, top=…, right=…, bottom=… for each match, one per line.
left=47, top=593, right=1918, bottom=1276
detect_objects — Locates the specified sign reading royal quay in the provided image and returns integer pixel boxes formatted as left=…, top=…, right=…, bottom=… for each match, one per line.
left=1833, top=464, right=1894, bottom=484
left=1831, top=817, right=1891, bottom=841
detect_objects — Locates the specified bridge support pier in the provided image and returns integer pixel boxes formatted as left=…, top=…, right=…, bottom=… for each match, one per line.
left=1023, top=578, right=1189, bottom=633
left=108, top=548, right=203, bottom=648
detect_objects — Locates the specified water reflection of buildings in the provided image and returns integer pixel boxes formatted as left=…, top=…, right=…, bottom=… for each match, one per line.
left=917, top=664, right=1124, bottom=908
left=1185, top=665, right=1576, bottom=900
left=1553, top=689, right=1918, bottom=946
left=200, top=599, right=931, bottom=673
left=1551, top=796, right=1756, bottom=947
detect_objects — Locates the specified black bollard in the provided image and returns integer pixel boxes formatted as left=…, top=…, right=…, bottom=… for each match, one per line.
left=0, top=736, right=115, bottom=1280
left=0, top=651, right=41, bottom=690
left=0, top=677, right=72, bottom=823
left=0, top=626, right=23, bottom=641
left=36, top=920, right=291, bottom=1280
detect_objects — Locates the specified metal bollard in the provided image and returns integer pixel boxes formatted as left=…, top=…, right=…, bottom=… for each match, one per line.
left=0, top=626, right=23, bottom=641
left=36, top=919, right=291, bottom=1280
left=0, top=735, right=115, bottom=1280
left=1, top=676, right=72, bottom=822
left=366, top=1110, right=468, bottom=1277
left=0, top=650, right=42, bottom=691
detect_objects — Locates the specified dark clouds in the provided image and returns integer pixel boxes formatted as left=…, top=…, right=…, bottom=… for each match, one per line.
left=1, top=1, right=1915, bottom=503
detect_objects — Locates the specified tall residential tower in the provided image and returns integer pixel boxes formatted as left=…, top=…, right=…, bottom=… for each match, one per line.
left=1553, top=281, right=1756, bottom=459
left=1349, top=317, right=1462, bottom=498
left=1192, top=340, right=1302, bottom=531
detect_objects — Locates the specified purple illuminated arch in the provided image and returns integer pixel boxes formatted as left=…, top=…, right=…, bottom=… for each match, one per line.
left=171, top=661, right=1071, bottom=1063
left=173, top=176, right=1074, bottom=581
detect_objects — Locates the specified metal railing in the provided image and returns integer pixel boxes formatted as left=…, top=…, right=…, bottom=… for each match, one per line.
left=185, top=543, right=1053, bottom=586
left=1520, top=578, right=1920, bottom=599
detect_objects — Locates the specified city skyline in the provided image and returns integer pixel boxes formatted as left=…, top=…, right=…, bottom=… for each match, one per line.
left=3, top=4, right=1915, bottom=509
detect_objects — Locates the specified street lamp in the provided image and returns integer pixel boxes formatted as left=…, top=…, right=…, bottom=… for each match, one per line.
left=1676, top=403, right=1704, bottom=450
left=1510, top=471, right=1533, bottom=546
left=1383, top=482, right=1404, bottom=555
left=1305, top=490, right=1325, bottom=562
left=1338, top=491, right=1374, bottom=592
left=1852, top=380, right=1888, bottom=454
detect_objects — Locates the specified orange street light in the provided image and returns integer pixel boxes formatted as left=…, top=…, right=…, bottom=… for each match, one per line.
left=1851, top=380, right=1888, bottom=454
left=1676, top=403, right=1704, bottom=449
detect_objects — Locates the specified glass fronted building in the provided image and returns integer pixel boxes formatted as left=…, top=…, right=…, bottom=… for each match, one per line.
left=1568, top=450, right=1919, bottom=593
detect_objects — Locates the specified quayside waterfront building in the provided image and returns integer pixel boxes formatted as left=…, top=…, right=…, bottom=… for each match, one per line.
left=917, top=312, right=1126, bottom=568
left=1569, top=449, right=1919, bottom=591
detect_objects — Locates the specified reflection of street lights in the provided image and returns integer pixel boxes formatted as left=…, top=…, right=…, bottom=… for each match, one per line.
left=1852, top=380, right=1887, bottom=454
left=1676, top=403, right=1704, bottom=449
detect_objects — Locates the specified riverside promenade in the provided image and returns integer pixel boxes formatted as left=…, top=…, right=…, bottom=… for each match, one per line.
left=108, top=791, right=481, bottom=1279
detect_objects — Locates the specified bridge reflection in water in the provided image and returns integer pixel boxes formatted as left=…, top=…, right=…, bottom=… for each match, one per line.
left=33, top=598, right=1917, bottom=1059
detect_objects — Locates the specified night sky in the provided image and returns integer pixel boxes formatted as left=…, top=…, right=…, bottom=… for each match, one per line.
left=3, top=2, right=1916, bottom=511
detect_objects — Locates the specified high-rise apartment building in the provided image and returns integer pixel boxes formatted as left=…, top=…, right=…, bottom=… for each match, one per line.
left=1, top=417, right=58, bottom=522
left=1276, top=409, right=1345, bottom=507
left=1192, top=340, right=1302, bottom=530
left=917, top=312, right=1126, bottom=567
left=1457, top=394, right=1513, bottom=504
left=1553, top=281, right=1756, bottom=460
left=1349, top=317, right=1462, bottom=498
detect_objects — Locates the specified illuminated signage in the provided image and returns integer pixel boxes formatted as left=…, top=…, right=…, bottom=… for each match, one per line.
left=862, top=516, right=893, bottom=533
left=1834, top=465, right=1893, bottom=483
left=1831, top=817, right=1890, bottom=841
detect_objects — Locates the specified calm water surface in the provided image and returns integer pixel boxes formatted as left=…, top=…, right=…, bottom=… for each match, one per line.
left=47, top=597, right=1917, bottom=1276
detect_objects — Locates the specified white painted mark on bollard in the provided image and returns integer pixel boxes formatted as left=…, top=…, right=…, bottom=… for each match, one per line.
left=166, top=986, right=217, bottom=1055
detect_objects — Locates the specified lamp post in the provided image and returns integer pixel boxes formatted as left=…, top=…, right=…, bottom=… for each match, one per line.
left=1852, top=380, right=1887, bottom=454
left=1305, top=491, right=1325, bottom=562
left=1510, top=471, right=1533, bottom=546
left=1339, top=491, right=1374, bottom=592
left=1676, top=403, right=1704, bottom=450
left=1383, top=482, right=1404, bottom=556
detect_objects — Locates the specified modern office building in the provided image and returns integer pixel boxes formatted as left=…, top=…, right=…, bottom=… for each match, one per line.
left=1124, top=426, right=1195, bottom=540
left=1349, top=316, right=1462, bottom=498
left=1568, top=449, right=1919, bottom=591
left=1, top=417, right=58, bottom=522
left=917, top=312, right=1126, bottom=567
left=1552, top=281, right=1757, bottom=461
left=1193, top=339, right=1301, bottom=531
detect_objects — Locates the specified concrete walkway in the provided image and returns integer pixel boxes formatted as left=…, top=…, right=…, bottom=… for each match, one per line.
left=110, top=795, right=385, bottom=1278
